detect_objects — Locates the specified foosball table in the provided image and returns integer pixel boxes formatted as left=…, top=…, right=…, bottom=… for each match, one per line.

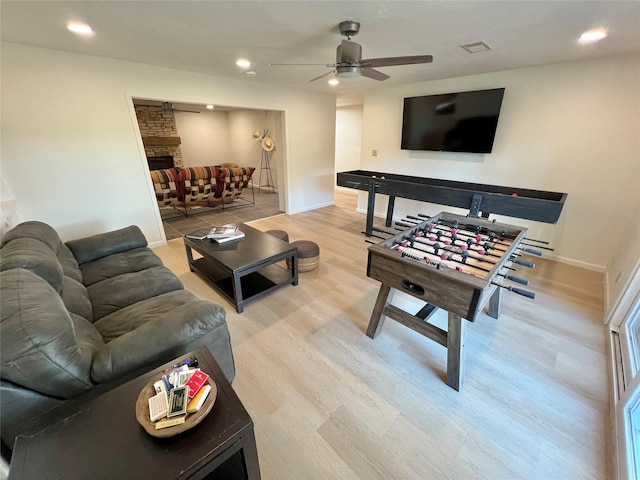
left=366, top=211, right=545, bottom=390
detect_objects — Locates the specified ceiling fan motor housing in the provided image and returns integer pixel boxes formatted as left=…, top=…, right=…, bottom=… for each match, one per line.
left=339, top=20, right=360, bottom=39
left=337, top=42, right=362, bottom=64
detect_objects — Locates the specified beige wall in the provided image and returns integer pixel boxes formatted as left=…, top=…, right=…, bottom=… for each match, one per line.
left=358, top=54, right=640, bottom=271
left=335, top=104, right=363, bottom=178
left=0, top=43, right=336, bottom=244
left=174, top=110, right=231, bottom=167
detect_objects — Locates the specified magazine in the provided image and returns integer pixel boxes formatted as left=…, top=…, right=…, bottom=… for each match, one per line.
left=211, top=230, right=245, bottom=243
left=206, top=225, right=238, bottom=239
left=184, top=228, right=211, bottom=240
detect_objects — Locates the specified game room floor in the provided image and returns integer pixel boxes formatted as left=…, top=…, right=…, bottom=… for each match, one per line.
left=159, top=189, right=282, bottom=240
left=152, top=189, right=611, bottom=480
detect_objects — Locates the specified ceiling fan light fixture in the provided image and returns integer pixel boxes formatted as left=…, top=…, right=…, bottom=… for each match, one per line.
left=206, top=104, right=214, bottom=110
left=336, top=66, right=362, bottom=78
left=328, top=78, right=339, bottom=86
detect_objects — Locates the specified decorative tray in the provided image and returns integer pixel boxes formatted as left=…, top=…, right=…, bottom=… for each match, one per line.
left=135, top=375, right=217, bottom=438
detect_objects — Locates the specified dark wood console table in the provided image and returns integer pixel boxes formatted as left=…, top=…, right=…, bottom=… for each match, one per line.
left=8, top=348, right=260, bottom=480
left=337, top=170, right=568, bottom=236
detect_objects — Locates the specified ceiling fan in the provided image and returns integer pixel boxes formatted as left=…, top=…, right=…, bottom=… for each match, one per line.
left=270, top=20, right=433, bottom=82
left=162, top=102, right=200, bottom=114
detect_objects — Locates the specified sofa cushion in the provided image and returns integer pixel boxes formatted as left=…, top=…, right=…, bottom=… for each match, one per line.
left=180, top=166, right=217, bottom=204
left=0, top=220, right=62, bottom=252
left=87, top=266, right=185, bottom=321
left=0, top=269, right=96, bottom=398
left=0, top=238, right=64, bottom=293
left=150, top=168, right=180, bottom=207
left=61, top=276, right=93, bottom=321
left=57, top=244, right=83, bottom=283
left=66, top=225, right=148, bottom=265
left=93, top=289, right=201, bottom=342
left=215, top=166, right=255, bottom=199
left=79, top=247, right=164, bottom=287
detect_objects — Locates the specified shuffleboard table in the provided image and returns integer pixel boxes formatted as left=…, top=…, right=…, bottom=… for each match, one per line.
left=336, top=170, right=568, bottom=236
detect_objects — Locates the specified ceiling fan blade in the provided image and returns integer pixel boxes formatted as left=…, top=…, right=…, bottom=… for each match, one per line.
left=308, top=70, right=336, bottom=83
left=361, top=68, right=390, bottom=81
left=339, top=40, right=362, bottom=63
left=361, top=55, right=433, bottom=68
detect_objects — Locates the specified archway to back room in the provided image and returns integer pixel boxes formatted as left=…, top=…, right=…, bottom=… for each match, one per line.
left=133, top=98, right=286, bottom=240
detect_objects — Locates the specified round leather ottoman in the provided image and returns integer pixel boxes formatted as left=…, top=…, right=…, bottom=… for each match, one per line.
left=289, top=240, right=319, bottom=272
left=265, top=229, right=289, bottom=242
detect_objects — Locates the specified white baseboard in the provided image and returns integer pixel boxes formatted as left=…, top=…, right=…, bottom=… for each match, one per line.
left=289, top=201, right=334, bottom=215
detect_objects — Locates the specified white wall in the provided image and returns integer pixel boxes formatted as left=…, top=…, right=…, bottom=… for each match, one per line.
left=0, top=43, right=336, bottom=243
left=227, top=109, right=281, bottom=190
left=174, top=110, right=231, bottom=167
left=335, top=104, right=363, bottom=176
left=359, top=54, right=640, bottom=270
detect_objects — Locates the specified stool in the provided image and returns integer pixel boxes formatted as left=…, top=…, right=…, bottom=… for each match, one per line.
left=265, top=229, right=289, bottom=242
left=289, top=240, right=320, bottom=272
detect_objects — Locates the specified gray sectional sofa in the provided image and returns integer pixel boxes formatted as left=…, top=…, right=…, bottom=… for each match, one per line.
left=0, top=221, right=235, bottom=448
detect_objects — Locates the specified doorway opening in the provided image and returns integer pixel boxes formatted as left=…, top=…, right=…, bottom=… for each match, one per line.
left=132, top=98, right=286, bottom=240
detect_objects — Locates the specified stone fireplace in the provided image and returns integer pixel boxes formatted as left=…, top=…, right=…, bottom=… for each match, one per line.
left=134, top=104, right=183, bottom=168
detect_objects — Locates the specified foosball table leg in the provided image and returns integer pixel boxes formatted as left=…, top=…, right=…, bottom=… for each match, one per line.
left=366, top=284, right=392, bottom=338
left=446, top=313, right=466, bottom=391
left=487, top=285, right=502, bottom=319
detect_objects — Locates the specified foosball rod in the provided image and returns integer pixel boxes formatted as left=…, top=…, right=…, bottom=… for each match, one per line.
left=491, top=282, right=536, bottom=299
left=396, top=241, right=493, bottom=273
left=410, top=237, right=498, bottom=266
left=396, top=246, right=484, bottom=277
left=414, top=230, right=506, bottom=259
left=416, top=219, right=546, bottom=256
left=417, top=214, right=551, bottom=246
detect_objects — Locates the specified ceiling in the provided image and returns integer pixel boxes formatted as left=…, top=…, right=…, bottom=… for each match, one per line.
left=2, top=1, right=639, bottom=104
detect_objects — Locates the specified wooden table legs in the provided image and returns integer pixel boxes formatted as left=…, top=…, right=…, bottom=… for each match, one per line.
left=366, top=284, right=472, bottom=391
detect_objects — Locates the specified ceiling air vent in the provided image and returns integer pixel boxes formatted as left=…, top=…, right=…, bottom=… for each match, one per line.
left=460, top=41, right=492, bottom=54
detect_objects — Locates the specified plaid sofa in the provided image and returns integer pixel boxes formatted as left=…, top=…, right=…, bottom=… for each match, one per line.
left=149, top=166, right=255, bottom=213
left=150, top=168, right=180, bottom=208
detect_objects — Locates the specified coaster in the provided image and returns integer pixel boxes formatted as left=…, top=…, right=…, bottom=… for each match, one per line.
left=135, top=375, right=217, bottom=438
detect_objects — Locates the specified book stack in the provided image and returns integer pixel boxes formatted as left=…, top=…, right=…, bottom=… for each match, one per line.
left=185, top=225, right=245, bottom=243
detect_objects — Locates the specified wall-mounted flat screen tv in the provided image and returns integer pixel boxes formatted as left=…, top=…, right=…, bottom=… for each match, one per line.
left=401, top=88, right=505, bottom=154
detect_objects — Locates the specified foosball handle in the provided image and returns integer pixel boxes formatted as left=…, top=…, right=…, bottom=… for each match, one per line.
left=501, top=274, right=529, bottom=285
left=511, top=287, right=536, bottom=299
left=511, top=257, right=535, bottom=268
left=522, top=248, right=543, bottom=256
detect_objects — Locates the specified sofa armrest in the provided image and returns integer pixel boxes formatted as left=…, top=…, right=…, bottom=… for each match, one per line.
left=90, top=302, right=228, bottom=383
left=65, top=226, right=148, bottom=265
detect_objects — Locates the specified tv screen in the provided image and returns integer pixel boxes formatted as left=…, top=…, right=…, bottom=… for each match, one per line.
left=401, top=88, right=505, bottom=153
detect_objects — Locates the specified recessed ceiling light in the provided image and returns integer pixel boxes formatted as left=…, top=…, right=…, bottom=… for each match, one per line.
left=206, top=105, right=214, bottom=110
left=244, top=71, right=257, bottom=77
left=579, top=29, right=607, bottom=44
left=67, top=21, right=94, bottom=36
left=236, top=59, right=251, bottom=69
left=328, top=79, right=339, bottom=86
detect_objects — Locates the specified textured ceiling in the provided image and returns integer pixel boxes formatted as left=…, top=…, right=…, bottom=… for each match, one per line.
left=2, top=1, right=639, bottom=103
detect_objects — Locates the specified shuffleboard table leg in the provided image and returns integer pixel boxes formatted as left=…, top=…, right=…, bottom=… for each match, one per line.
left=365, top=180, right=377, bottom=236
left=487, top=285, right=502, bottom=319
left=446, top=313, right=466, bottom=391
left=366, top=284, right=392, bottom=338
left=385, top=196, right=396, bottom=227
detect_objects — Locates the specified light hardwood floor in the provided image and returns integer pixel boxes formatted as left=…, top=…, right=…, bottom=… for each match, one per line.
left=153, top=190, right=612, bottom=480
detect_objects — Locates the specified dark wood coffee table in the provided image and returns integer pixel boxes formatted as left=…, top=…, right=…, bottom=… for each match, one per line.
left=184, top=223, right=298, bottom=313
left=8, top=348, right=260, bottom=480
